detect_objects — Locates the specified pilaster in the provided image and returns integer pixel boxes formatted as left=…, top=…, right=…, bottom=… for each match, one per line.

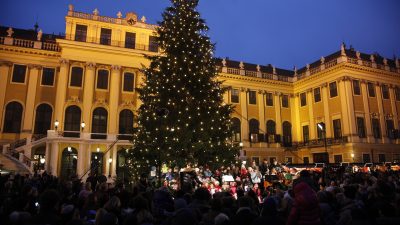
left=307, top=89, right=316, bottom=139
left=343, top=77, right=357, bottom=142
left=338, top=77, right=350, bottom=137
left=291, top=94, right=301, bottom=142
left=54, top=59, right=69, bottom=130
left=22, top=65, right=40, bottom=133
left=375, top=83, right=388, bottom=143
left=0, top=62, right=11, bottom=131
left=321, top=83, right=332, bottom=138
left=83, top=62, right=96, bottom=132
left=360, top=80, right=373, bottom=141
left=112, top=145, right=117, bottom=177
left=274, top=92, right=282, bottom=135
left=50, top=142, right=59, bottom=176
left=45, top=142, right=51, bottom=171
left=240, top=88, right=249, bottom=145
left=77, top=143, right=86, bottom=177
left=109, top=65, right=121, bottom=134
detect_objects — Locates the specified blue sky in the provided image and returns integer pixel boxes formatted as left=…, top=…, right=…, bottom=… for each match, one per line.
left=1, top=0, right=399, bottom=69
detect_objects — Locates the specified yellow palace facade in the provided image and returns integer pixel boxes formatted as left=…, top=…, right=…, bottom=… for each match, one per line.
left=0, top=5, right=399, bottom=178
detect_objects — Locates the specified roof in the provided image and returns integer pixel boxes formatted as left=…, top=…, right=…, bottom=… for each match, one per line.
left=0, top=26, right=64, bottom=43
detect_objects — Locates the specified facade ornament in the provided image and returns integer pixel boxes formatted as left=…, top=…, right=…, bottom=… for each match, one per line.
left=37, top=29, right=43, bottom=41
left=370, top=54, right=375, bottom=63
left=360, top=79, right=366, bottom=84
left=28, top=64, right=42, bottom=70
left=59, top=58, right=69, bottom=65
left=320, top=56, right=325, bottom=64
left=0, top=60, right=13, bottom=67
left=117, top=11, right=122, bottom=19
left=240, top=87, right=248, bottom=92
left=141, top=16, right=147, bottom=23
left=111, top=65, right=121, bottom=71
left=222, top=58, right=227, bottom=67
left=356, top=51, right=361, bottom=59
left=68, top=4, right=74, bottom=11
left=274, top=91, right=281, bottom=96
left=256, top=64, right=260, bottom=72
left=69, top=96, right=80, bottom=103
left=258, top=90, right=264, bottom=94
left=306, top=64, right=310, bottom=70
left=6, top=27, right=13, bottom=37
left=321, top=82, right=328, bottom=88
left=86, top=62, right=96, bottom=68
left=93, top=8, right=99, bottom=16
left=272, top=66, right=276, bottom=75
left=239, top=61, right=244, bottom=70
left=340, top=43, right=346, bottom=56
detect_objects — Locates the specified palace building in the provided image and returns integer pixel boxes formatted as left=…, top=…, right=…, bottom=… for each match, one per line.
left=0, top=5, right=399, bottom=178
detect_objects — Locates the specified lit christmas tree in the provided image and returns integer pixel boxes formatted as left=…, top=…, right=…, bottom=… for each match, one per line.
left=128, top=0, right=239, bottom=178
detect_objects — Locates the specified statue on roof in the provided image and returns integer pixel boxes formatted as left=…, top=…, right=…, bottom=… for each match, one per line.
left=117, top=11, right=122, bottom=19
left=141, top=16, right=147, bottom=23
left=6, top=27, right=13, bottom=37
left=68, top=4, right=74, bottom=11
left=222, top=58, right=227, bottom=67
left=93, top=8, right=99, bottom=16
left=256, top=65, right=260, bottom=72
left=320, top=56, right=325, bottom=64
left=37, top=29, right=43, bottom=41
left=239, top=61, right=244, bottom=70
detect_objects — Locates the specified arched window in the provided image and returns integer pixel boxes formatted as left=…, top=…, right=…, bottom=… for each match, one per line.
left=231, top=117, right=241, bottom=142
left=64, top=105, right=81, bottom=137
left=34, top=104, right=52, bottom=134
left=119, top=109, right=134, bottom=134
left=3, top=101, right=23, bottom=133
left=92, top=107, right=108, bottom=139
left=60, top=147, right=78, bottom=179
left=266, top=120, right=276, bottom=143
left=249, top=119, right=260, bottom=142
left=282, top=121, right=292, bottom=147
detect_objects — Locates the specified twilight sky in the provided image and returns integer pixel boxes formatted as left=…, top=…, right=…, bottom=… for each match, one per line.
left=1, top=0, right=399, bottom=69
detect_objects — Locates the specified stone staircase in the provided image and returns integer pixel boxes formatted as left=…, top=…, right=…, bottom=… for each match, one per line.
left=0, top=152, right=30, bottom=174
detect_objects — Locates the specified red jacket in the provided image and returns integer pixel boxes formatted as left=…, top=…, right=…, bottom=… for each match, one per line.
left=286, top=182, right=321, bottom=225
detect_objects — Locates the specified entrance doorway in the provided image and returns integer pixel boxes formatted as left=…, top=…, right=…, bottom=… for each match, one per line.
left=313, top=152, right=329, bottom=163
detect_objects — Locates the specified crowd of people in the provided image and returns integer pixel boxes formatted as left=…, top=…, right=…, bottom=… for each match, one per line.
left=1, top=159, right=400, bottom=225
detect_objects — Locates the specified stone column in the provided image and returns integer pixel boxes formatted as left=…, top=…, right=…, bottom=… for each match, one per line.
left=112, top=145, right=118, bottom=177
left=109, top=65, right=121, bottom=136
left=338, top=78, right=351, bottom=138
left=240, top=88, right=249, bottom=145
left=307, top=89, right=316, bottom=140
left=77, top=143, right=86, bottom=177
left=375, top=83, right=387, bottom=142
left=258, top=90, right=266, bottom=134
left=389, top=86, right=399, bottom=130
left=50, top=142, right=59, bottom=176
left=360, top=80, right=373, bottom=141
left=44, top=142, right=51, bottom=171
left=0, top=62, right=11, bottom=131
left=321, top=83, right=332, bottom=138
left=82, top=62, right=96, bottom=132
left=343, top=77, right=357, bottom=142
left=105, top=145, right=111, bottom=176
left=54, top=59, right=69, bottom=130
left=291, top=94, right=300, bottom=142
left=22, top=65, right=40, bottom=133
left=275, top=92, right=282, bottom=135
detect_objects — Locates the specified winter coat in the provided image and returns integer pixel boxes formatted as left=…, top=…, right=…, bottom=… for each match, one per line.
left=286, top=182, right=321, bottom=225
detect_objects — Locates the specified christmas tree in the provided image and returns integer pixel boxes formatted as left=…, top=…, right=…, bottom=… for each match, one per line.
left=128, top=0, right=239, bottom=178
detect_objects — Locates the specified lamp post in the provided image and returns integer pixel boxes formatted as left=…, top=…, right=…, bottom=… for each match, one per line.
left=318, top=122, right=328, bottom=163
left=54, top=120, right=59, bottom=131
left=155, top=107, right=169, bottom=187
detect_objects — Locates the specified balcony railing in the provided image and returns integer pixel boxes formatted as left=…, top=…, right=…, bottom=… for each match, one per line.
left=291, top=136, right=348, bottom=149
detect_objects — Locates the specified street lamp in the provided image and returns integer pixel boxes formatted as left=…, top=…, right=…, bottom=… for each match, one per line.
left=54, top=120, right=59, bottom=131
left=81, top=121, right=85, bottom=131
left=239, top=142, right=243, bottom=147
left=351, top=153, right=355, bottom=163
left=317, top=122, right=328, bottom=162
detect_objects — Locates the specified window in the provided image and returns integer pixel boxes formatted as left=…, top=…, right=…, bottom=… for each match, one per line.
left=64, top=105, right=81, bottom=137
left=100, top=28, right=112, bottom=45
left=231, top=118, right=241, bottom=142
left=231, top=89, right=239, bottom=103
left=356, top=117, right=366, bottom=138
left=396, top=87, right=400, bottom=101
left=286, top=157, right=293, bottom=164
left=378, top=154, right=386, bottom=163
left=75, top=24, right=87, bottom=42
left=41, top=68, right=55, bottom=86
left=248, top=90, right=256, bottom=104
left=372, top=118, right=381, bottom=138
left=317, top=122, right=325, bottom=140
left=249, top=119, right=259, bottom=143
left=362, top=154, right=371, bottom=163
left=282, top=121, right=292, bottom=147
left=334, top=155, right=343, bottom=163
left=282, top=95, right=289, bottom=108
left=123, top=72, right=135, bottom=92
left=3, top=102, right=23, bottom=133
left=92, top=107, right=108, bottom=139
left=12, top=64, right=27, bottom=83
left=266, top=120, right=276, bottom=143
left=381, top=84, right=389, bottom=99
left=329, top=81, right=338, bottom=97
left=368, top=82, right=375, bottom=97
left=303, top=157, right=309, bottom=164
left=149, top=36, right=158, bottom=52
left=386, top=120, right=395, bottom=139
left=96, top=69, right=109, bottom=90
left=125, top=32, right=136, bottom=49
left=353, top=80, right=361, bottom=95
left=314, top=88, right=321, bottom=102
left=333, top=119, right=342, bottom=139
left=300, top=92, right=307, bottom=106
left=302, top=125, right=309, bottom=143
left=266, top=92, right=273, bottom=106
left=119, top=109, right=134, bottom=134
left=34, top=104, right=52, bottom=134
left=70, top=67, right=83, bottom=87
